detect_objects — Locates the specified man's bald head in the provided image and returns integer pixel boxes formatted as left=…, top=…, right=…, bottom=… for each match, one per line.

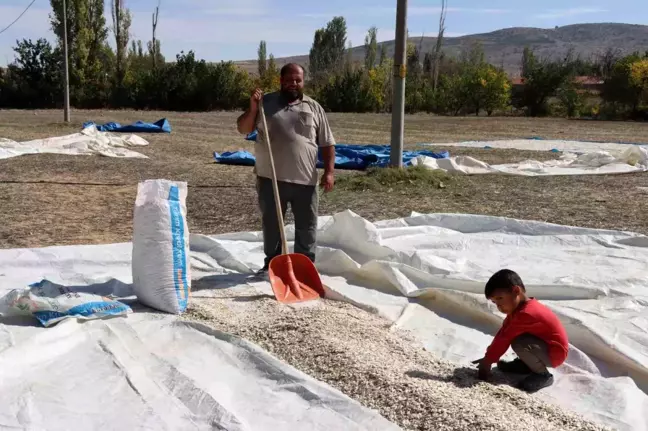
left=280, top=63, right=305, bottom=102
left=280, top=63, right=305, bottom=78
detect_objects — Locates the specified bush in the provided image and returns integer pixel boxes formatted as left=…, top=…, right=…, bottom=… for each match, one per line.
left=318, top=68, right=379, bottom=113
left=601, top=53, right=648, bottom=118
left=556, top=82, right=586, bottom=118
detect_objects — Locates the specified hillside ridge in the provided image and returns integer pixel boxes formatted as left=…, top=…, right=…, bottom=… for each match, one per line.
left=235, top=22, right=648, bottom=76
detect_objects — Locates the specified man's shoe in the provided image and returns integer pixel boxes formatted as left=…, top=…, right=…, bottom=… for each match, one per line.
left=253, top=264, right=269, bottom=279
left=497, top=358, right=532, bottom=375
left=517, top=371, right=554, bottom=393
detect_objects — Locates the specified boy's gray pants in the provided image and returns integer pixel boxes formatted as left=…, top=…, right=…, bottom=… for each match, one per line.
left=512, top=334, right=553, bottom=373
left=256, top=176, right=318, bottom=268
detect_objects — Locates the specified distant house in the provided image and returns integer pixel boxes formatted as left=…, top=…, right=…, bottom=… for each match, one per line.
left=572, top=76, right=605, bottom=92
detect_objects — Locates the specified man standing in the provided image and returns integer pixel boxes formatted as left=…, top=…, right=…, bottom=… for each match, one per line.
left=236, top=63, right=336, bottom=274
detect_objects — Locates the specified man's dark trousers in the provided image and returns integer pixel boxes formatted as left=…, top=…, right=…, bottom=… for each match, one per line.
left=256, top=176, right=318, bottom=268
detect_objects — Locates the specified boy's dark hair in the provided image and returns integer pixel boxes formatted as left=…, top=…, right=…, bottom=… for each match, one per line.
left=484, top=269, right=526, bottom=298
left=280, top=63, right=305, bottom=77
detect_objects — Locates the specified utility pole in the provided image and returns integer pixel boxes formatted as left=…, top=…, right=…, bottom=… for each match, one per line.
left=62, top=0, right=71, bottom=123
left=390, top=0, right=407, bottom=168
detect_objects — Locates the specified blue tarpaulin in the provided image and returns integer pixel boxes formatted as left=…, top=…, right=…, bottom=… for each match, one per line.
left=82, top=118, right=172, bottom=133
left=214, top=144, right=450, bottom=171
left=211, top=150, right=257, bottom=166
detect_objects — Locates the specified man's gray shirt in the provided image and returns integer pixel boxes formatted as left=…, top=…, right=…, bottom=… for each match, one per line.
left=254, top=92, right=336, bottom=186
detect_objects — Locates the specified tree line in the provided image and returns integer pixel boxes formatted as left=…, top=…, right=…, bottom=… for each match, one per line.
left=0, top=5, right=647, bottom=120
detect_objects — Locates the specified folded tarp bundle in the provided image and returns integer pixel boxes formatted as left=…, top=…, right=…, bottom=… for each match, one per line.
left=82, top=118, right=172, bottom=133
left=212, top=150, right=257, bottom=166
left=214, top=144, right=449, bottom=171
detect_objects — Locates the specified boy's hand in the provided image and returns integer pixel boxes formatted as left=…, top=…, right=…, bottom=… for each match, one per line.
left=472, top=358, right=493, bottom=381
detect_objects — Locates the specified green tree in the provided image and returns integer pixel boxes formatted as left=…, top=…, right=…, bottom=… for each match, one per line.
left=49, top=0, right=93, bottom=104
left=595, top=47, right=621, bottom=79
left=345, top=40, right=354, bottom=72
left=257, top=40, right=267, bottom=78
left=128, top=40, right=147, bottom=71
left=366, top=58, right=393, bottom=112
left=378, top=44, right=387, bottom=66
left=557, top=80, right=584, bottom=118
left=147, top=39, right=164, bottom=67
left=423, top=52, right=433, bottom=76
left=456, top=43, right=510, bottom=115
left=308, top=16, right=347, bottom=78
left=3, top=39, right=62, bottom=108
left=86, top=0, right=110, bottom=72
left=481, top=65, right=511, bottom=116
left=630, top=58, right=648, bottom=105
left=129, top=39, right=163, bottom=75
left=260, top=54, right=280, bottom=91
left=602, top=54, right=648, bottom=117
left=434, top=73, right=467, bottom=115
left=364, top=26, right=378, bottom=70
left=48, top=0, right=110, bottom=106
left=318, top=68, right=377, bottom=113
left=405, top=42, right=425, bottom=113
left=112, top=0, right=132, bottom=89
left=432, top=0, right=448, bottom=92
left=517, top=47, right=575, bottom=116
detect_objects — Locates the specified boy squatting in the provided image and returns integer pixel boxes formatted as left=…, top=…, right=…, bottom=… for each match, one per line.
left=473, top=269, right=569, bottom=393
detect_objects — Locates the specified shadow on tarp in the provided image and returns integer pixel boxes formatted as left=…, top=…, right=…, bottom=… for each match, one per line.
left=0, top=315, right=41, bottom=327
left=412, top=295, right=499, bottom=338
left=227, top=294, right=275, bottom=302
left=192, top=274, right=275, bottom=302
left=406, top=367, right=520, bottom=390
left=56, top=279, right=135, bottom=297
left=192, top=273, right=261, bottom=292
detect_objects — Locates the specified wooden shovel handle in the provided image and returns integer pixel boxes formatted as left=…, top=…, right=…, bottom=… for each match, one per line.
left=259, top=98, right=288, bottom=256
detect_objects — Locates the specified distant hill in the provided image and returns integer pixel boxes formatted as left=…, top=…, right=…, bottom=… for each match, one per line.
left=235, top=23, right=648, bottom=76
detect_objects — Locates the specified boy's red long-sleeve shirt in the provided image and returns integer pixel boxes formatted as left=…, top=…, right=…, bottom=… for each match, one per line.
left=484, top=298, right=569, bottom=367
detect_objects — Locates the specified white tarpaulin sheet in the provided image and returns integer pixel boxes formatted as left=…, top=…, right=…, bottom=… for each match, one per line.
left=1, top=211, right=648, bottom=430
left=412, top=145, right=648, bottom=176
left=0, top=279, right=397, bottom=428
left=0, top=125, right=149, bottom=159
left=421, top=138, right=647, bottom=153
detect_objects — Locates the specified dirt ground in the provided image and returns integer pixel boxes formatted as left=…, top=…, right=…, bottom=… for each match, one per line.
left=1, top=109, right=647, bottom=248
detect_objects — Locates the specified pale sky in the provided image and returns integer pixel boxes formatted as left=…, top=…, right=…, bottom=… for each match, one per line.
left=0, top=0, right=646, bottom=65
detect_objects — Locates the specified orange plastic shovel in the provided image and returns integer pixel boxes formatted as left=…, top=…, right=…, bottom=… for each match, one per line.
left=258, top=97, right=325, bottom=303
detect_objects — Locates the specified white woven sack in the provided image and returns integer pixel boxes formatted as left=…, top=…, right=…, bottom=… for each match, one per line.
left=132, top=179, right=191, bottom=314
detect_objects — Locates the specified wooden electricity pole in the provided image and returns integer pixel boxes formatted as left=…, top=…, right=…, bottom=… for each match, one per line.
left=62, top=0, right=71, bottom=122
left=389, top=0, right=408, bottom=167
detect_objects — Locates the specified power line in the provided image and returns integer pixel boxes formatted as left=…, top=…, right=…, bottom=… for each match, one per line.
left=0, top=180, right=256, bottom=189
left=0, top=0, right=37, bottom=36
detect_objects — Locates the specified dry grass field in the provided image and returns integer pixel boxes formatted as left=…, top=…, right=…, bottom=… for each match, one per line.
left=1, top=109, right=647, bottom=249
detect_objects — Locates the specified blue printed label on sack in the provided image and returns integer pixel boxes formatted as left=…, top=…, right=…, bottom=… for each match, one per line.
left=168, top=185, right=189, bottom=312
left=33, top=301, right=132, bottom=326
